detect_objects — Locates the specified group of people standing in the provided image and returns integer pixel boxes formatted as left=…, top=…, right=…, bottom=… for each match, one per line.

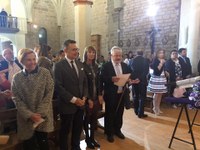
left=0, top=39, right=198, bottom=150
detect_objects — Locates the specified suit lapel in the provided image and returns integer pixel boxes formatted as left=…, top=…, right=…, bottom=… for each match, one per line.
left=109, top=61, right=116, bottom=76
left=121, top=62, right=126, bottom=74
left=63, top=59, right=78, bottom=80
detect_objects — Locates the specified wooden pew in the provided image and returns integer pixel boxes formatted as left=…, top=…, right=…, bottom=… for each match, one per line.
left=0, top=108, right=22, bottom=150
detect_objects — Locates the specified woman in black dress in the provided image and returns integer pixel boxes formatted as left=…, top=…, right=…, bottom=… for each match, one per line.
left=83, top=46, right=100, bottom=149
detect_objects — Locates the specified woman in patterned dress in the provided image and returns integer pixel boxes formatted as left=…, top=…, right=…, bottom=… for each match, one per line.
left=165, top=50, right=184, bottom=108
left=148, top=49, right=167, bottom=115
left=12, top=48, right=54, bottom=150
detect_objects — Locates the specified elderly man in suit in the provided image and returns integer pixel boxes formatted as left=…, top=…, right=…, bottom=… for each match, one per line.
left=0, top=48, right=22, bottom=83
left=99, top=46, right=131, bottom=143
left=54, top=40, right=88, bottom=150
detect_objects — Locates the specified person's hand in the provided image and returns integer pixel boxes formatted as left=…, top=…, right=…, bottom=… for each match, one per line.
left=98, top=95, right=104, bottom=105
left=112, top=76, right=120, bottom=82
left=88, top=99, right=94, bottom=109
left=165, top=71, right=170, bottom=77
left=75, top=98, right=85, bottom=107
left=176, top=77, right=182, bottom=81
left=0, top=73, right=6, bottom=84
left=30, top=113, right=42, bottom=123
left=186, top=75, right=191, bottom=79
left=160, top=59, right=166, bottom=64
left=3, top=90, right=12, bottom=97
left=130, top=78, right=140, bottom=84
left=135, top=78, right=140, bottom=84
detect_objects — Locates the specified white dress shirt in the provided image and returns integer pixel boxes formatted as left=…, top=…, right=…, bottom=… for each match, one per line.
left=8, top=62, right=21, bottom=83
left=112, top=60, right=123, bottom=93
left=65, top=56, right=79, bottom=103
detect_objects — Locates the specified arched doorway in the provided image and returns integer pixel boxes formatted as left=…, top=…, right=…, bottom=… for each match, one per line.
left=38, top=27, right=47, bottom=45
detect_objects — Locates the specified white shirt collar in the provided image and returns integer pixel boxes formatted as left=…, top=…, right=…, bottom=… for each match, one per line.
left=111, top=60, right=121, bottom=66
left=65, top=56, right=75, bottom=64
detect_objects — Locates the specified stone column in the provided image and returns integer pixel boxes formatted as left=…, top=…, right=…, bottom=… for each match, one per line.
left=187, top=0, right=200, bottom=74
left=73, top=0, right=93, bottom=59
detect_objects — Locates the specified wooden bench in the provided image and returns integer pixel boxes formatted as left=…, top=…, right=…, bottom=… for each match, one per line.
left=0, top=108, right=17, bottom=134
left=0, top=100, right=61, bottom=150
left=0, top=108, right=22, bottom=150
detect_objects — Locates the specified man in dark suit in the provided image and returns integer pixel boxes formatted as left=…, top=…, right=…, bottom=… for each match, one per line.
left=54, top=40, right=88, bottom=150
left=99, top=46, right=131, bottom=143
left=178, top=48, right=192, bottom=79
left=130, top=50, right=149, bottom=118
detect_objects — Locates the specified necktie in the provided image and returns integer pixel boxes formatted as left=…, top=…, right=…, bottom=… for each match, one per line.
left=115, top=63, right=123, bottom=93
left=115, top=63, right=121, bottom=75
left=71, top=61, right=78, bottom=77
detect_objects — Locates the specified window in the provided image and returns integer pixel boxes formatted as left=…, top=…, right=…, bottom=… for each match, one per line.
left=38, top=27, right=47, bottom=44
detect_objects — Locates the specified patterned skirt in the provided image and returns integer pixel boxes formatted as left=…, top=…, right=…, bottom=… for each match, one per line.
left=148, top=74, right=167, bottom=93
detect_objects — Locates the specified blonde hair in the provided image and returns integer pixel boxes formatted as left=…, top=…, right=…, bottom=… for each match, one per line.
left=18, top=48, right=35, bottom=65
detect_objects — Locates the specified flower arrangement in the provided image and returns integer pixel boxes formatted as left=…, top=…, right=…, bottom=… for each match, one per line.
left=189, top=81, right=200, bottom=108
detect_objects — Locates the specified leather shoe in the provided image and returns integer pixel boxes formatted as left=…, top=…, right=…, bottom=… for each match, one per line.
left=115, top=131, right=125, bottom=139
left=91, top=139, right=100, bottom=147
left=138, top=114, right=148, bottom=118
left=85, top=139, right=95, bottom=149
left=107, top=135, right=114, bottom=143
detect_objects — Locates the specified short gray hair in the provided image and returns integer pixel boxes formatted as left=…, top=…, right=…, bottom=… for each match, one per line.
left=2, top=48, right=13, bottom=57
left=110, top=46, right=122, bottom=55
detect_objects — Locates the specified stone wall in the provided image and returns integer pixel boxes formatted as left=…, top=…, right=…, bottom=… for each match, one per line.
left=90, top=0, right=180, bottom=59
left=60, top=0, right=75, bottom=47
left=26, top=0, right=60, bottom=51
left=91, top=0, right=109, bottom=58
left=24, top=0, right=181, bottom=59
left=119, top=0, right=180, bottom=58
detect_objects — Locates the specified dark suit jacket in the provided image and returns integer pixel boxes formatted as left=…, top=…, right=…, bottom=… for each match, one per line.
left=165, top=59, right=183, bottom=82
left=54, top=59, right=88, bottom=114
left=83, top=62, right=99, bottom=101
left=150, top=58, right=165, bottom=76
left=178, top=56, right=192, bottom=78
left=99, top=61, right=131, bottom=104
left=130, top=56, right=149, bottom=85
left=0, top=59, right=23, bottom=80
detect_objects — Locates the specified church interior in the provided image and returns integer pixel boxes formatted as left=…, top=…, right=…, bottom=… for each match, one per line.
left=1, top=0, right=200, bottom=150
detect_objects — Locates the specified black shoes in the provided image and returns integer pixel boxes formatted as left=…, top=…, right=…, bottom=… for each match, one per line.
left=86, top=138, right=100, bottom=149
left=138, top=114, right=148, bottom=118
left=91, top=139, right=100, bottom=147
left=115, top=131, right=125, bottom=139
left=107, top=135, right=114, bottom=143
left=86, top=139, right=95, bottom=149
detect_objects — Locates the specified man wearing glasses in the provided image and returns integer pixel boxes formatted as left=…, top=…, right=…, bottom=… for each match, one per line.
left=54, top=39, right=88, bottom=150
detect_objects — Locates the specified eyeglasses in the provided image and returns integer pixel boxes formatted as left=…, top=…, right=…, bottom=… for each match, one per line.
left=70, top=48, right=79, bottom=51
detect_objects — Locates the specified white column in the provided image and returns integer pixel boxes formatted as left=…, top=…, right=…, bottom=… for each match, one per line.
left=73, top=0, right=93, bottom=59
left=187, top=0, right=200, bottom=74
